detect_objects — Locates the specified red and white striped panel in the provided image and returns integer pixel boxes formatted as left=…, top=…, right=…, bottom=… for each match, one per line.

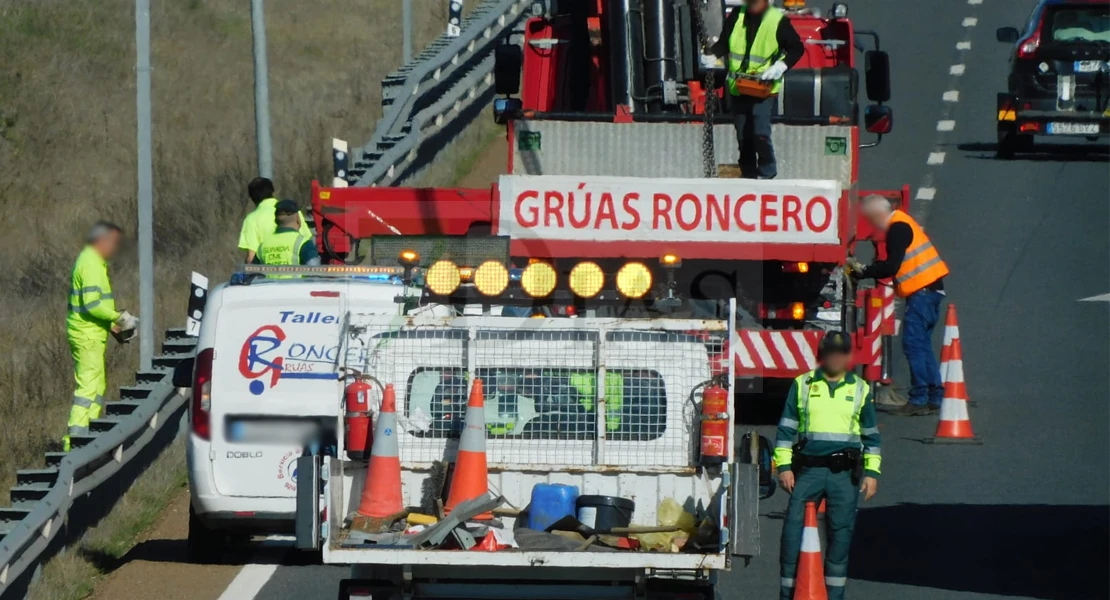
left=733, top=330, right=822, bottom=378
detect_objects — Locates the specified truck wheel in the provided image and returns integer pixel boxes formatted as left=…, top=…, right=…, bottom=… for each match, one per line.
left=187, top=503, right=226, bottom=564
left=997, top=129, right=1032, bottom=160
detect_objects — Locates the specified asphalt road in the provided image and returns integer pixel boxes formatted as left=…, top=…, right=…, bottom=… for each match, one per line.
left=86, top=1, right=1109, bottom=599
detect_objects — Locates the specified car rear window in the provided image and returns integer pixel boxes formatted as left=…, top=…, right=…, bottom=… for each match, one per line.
left=406, top=367, right=667, bottom=441
left=1046, top=5, right=1110, bottom=43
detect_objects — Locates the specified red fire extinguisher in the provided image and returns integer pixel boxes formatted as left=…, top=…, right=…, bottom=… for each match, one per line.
left=343, top=372, right=377, bottom=460
left=700, top=385, right=729, bottom=467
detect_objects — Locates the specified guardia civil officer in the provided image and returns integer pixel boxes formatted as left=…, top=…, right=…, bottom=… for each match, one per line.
left=774, top=331, right=881, bottom=600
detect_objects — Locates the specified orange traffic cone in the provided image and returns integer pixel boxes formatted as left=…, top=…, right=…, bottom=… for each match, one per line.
left=356, top=384, right=404, bottom=518
left=939, top=304, right=960, bottom=382
left=929, top=338, right=982, bottom=444
left=444, top=379, right=491, bottom=519
left=794, top=502, right=827, bottom=600
left=817, top=499, right=826, bottom=514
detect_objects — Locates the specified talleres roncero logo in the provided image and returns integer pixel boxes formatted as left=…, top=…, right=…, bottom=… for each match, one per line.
left=238, top=312, right=341, bottom=395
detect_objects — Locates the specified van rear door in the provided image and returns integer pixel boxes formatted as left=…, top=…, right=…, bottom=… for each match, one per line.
left=209, top=283, right=345, bottom=498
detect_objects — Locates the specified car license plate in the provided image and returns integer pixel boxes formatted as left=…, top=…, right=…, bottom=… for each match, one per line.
left=1075, top=60, right=1105, bottom=73
left=1047, top=122, right=1100, bottom=135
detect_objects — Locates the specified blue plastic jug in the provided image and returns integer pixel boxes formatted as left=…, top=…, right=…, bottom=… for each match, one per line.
left=527, top=484, right=580, bottom=531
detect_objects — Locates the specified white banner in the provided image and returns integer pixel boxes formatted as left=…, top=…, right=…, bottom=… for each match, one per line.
left=497, top=175, right=842, bottom=245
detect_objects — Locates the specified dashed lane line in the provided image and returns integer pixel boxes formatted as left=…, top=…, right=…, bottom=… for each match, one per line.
left=962, top=17, right=978, bottom=27
left=956, top=40, right=972, bottom=50
left=943, top=90, right=960, bottom=102
left=927, top=152, right=947, bottom=165
left=937, top=120, right=956, bottom=132
left=950, top=64, right=966, bottom=75
left=217, top=561, right=280, bottom=600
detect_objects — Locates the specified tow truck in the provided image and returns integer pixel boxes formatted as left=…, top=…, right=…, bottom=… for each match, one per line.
left=313, top=0, right=905, bottom=403
left=296, top=1, right=907, bottom=598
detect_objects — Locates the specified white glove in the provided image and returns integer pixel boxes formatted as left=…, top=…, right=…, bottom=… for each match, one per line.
left=760, top=60, right=788, bottom=81
left=116, top=310, right=139, bottom=332
left=700, top=54, right=720, bottom=69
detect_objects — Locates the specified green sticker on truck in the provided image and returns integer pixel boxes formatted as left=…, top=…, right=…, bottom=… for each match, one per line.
left=518, top=130, right=541, bottom=151
left=825, top=136, right=847, bottom=156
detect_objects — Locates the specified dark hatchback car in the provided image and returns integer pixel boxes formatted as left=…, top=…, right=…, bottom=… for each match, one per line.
left=996, top=0, right=1110, bottom=158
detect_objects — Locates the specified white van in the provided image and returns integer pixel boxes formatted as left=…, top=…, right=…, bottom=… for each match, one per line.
left=185, top=268, right=448, bottom=561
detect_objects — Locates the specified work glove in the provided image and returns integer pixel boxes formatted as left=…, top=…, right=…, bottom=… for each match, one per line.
left=759, top=60, right=788, bottom=81
left=700, top=53, right=721, bottom=69
left=116, top=310, right=139, bottom=332
left=845, top=258, right=866, bottom=279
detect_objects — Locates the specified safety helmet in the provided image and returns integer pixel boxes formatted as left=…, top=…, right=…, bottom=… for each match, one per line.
left=818, top=331, right=852, bottom=358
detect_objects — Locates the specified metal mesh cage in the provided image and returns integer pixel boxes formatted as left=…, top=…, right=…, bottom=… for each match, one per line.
left=368, top=235, right=511, bottom=268
left=342, top=315, right=725, bottom=469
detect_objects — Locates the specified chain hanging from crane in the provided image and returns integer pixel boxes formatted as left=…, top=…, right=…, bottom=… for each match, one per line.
left=692, top=2, right=718, bottom=179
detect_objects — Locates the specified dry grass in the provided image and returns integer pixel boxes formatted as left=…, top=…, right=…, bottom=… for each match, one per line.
left=0, top=0, right=479, bottom=495
left=25, top=443, right=187, bottom=600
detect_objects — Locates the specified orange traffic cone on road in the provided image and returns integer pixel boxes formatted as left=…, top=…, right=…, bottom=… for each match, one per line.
left=444, top=379, right=491, bottom=519
left=930, top=338, right=982, bottom=444
left=357, top=384, right=404, bottom=518
left=794, top=502, right=827, bottom=600
left=939, top=304, right=960, bottom=382
left=817, top=498, right=826, bottom=514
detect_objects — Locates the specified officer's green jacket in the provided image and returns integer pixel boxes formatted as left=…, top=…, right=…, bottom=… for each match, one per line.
left=774, top=369, right=882, bottom=479
left=238, top=198, right=313, bottom=254
left=67, top=246, right=120, bottom=342
left=253, top=227, right=319, bottom=266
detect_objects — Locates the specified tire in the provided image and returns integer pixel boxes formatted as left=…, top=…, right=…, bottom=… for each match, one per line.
left=187, top=503, right=226, bottom=564
left=997, top=128, right=1033, bottom=160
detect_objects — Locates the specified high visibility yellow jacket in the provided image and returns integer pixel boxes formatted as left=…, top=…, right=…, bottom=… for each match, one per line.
left=67, top=246, right=120, bottom=342
left=727, top=6, right=786, bottom=95
left=238, top=198, right=313, bottom=254
left=774, top=369, right=882, bottom=478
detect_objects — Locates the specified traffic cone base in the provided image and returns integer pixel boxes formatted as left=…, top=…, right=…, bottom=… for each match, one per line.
left=357, top=385, right=404, bottom=519
left=444, top=379, right=492, bottom=519
left=793, top=502, right=827, bottom=600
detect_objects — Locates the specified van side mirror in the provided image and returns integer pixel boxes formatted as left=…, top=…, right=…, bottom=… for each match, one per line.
left=865, top=104, right=893, bottom=135
left=494, top=44, right=523, bottom=96
left=864, top=50, right=891, bottom=103
left=493, top=97, right=523, bottom=124
left=996, top=27, right=1020, bottom=43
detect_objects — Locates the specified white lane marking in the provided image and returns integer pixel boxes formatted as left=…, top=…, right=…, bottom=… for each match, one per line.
left=915, top=187, right=937, bottom=200
left=1078, top=293, right=1110, bottom=302
left=943, top=90, right=960, bottom=102
left=217, top=562, right=280, bottom=600
left=962, top=17, right=978, bottom=27
left=968, top=0, right=983, bottom=4
left=950, top=64, right=966, bottom=75
left=927, top=152, right=946, bottom=165
left=937, top=120, right=956, bottom=132
left=956, top=41, right=972, bottom=50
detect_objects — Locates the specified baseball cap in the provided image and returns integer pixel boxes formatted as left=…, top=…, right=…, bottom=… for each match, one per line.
left=819, top=331, right=852, bottom=355
left=274, top=199, right=299, bottom=215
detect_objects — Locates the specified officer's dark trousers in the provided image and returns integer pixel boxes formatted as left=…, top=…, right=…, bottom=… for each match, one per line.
left=732, top=94, right=777, bottom=179
left=780, top=466, right=858, bottom=600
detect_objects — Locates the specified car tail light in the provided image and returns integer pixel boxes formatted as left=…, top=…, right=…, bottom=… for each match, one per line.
left=759, top=303, right=806, bottom=320
left=192, top=348, right=214, bottom=440
left=1018, top=36, right=1039, bottom=59
left=782, top=261, right=810, bottom=274
left=1019, top=122, right=1041, bottom=133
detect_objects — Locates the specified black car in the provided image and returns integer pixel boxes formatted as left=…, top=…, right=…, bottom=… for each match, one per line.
left=996, top=0, right=1110, bottom=158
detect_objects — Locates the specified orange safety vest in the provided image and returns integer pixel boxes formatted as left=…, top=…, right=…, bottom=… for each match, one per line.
left=889, top=210, right=949, bottom=297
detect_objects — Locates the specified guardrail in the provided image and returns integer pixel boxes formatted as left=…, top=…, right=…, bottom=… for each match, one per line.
left=345, top=0, right=535, bottom=187
left=0, top=328, right=197, bottom=598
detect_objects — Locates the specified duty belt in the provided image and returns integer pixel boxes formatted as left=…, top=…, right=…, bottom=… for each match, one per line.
left=792, top=449, right=860, bottom=473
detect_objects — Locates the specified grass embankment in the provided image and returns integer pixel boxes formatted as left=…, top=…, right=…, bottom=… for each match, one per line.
left=0, top=0, right=492, bottom=596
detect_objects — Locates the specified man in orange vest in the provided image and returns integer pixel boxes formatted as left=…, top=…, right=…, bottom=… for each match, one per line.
left=851, top=195, right=950, bottom=417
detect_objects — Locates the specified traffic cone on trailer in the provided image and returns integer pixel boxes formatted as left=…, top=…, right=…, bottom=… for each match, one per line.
left=444, top=379, right=492, bottom=519
left=356, top=384, right=404, bottom=518
left=793, top=502, right=827, bottom=600
left=929, top=338, right=982, bottom=444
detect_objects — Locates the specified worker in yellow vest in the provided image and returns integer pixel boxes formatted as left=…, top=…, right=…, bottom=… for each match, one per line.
left=65, top=222, right=139, bottom=451
left=709, top=0, right=804, bottom=179
left=238, top=178, right=313, bottom=264
left=254, top=200, right=321, bottom=268
left=851, top=194, right=950, bottom=416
